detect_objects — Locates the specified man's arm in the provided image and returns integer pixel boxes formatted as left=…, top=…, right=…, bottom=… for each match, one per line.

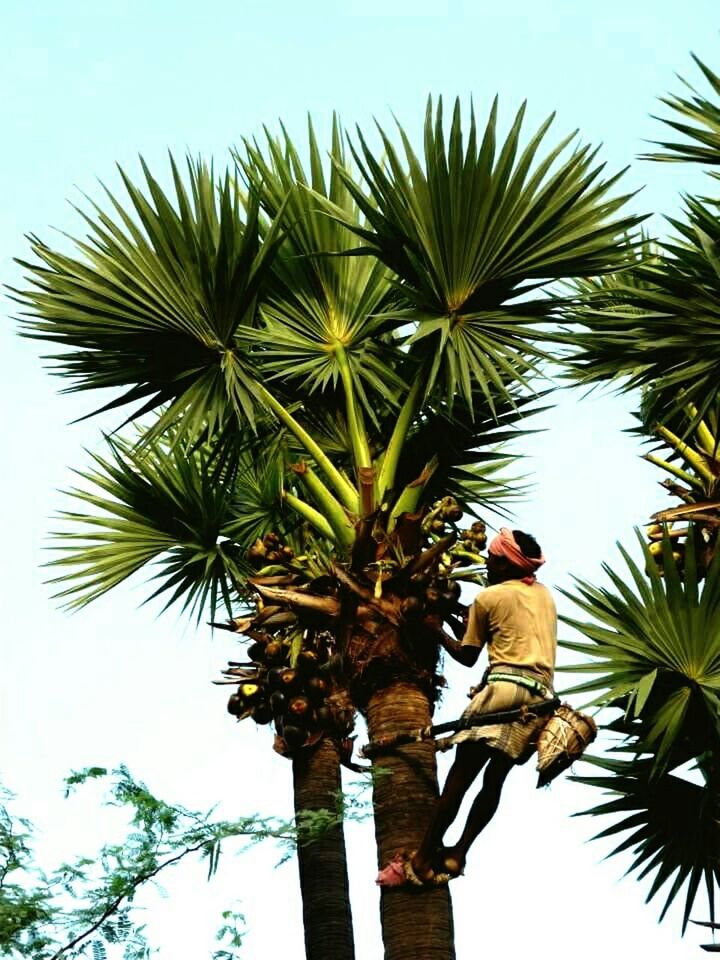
left=438, top=629, right=481, bottom=667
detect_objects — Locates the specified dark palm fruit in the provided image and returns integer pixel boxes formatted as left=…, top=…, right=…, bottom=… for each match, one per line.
left=239, top=682, right=260, bottom=701
left=444, top=505, right=463, bottom=522
left=306, top=676, right=328, bottom=701
left=247, top=641, right=266, bottom=663
left=279, top=668, right=299, bottom=691
left=280, top=545, right=295, bottom=561
left=270, top=691, right=287, bottom=716
left=263, top=532, right=281, bottom=547
left=252, top=701, right=273, bottom=725
left=471, top=521, right=486, bottom=534
left=227, top=693, right=245, bottom=716
left=314, top=706, right=332, bottom=727
left=266, top=550, right=283, bottom=563
left=264, top=641, right=284, bottom=664
left=410, top=571, right=431, bottom=593
left=430, top=518, right=445, bottom=533
left=444, top=580, right=462, bottom=602
left=288, top=696, right=311, bottom=719
left=401, top=596, right=424, bottom=619
left=267, top=666, right=286, bottom=690
left=296, top=650, right=319, bottom=674
left=425, top=585, right=442, bottom=606
left=247, top=544, right=266, bottom=567
left=282, top=725, right=307, bottom=750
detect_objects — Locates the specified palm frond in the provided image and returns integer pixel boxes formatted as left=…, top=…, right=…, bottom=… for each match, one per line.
left=330, top=96, right=641, bottom=410
left=46, top=429, right=290, bottom=621
left=13, top=156, right=285, bottom=445
left=572, top=755, right=720, bottom=932
left=391, top=387, right=547, bottom=516
left=565, top=195, right=720, bottom=422
left=643, top=53, right=720, bottom=171
left=560, top=530, right=720, bottom=774
left=236, top=118, right=402, bottom=415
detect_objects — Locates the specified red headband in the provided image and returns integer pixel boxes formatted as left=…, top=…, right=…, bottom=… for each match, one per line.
left=488, top=528, right=545, bottom=584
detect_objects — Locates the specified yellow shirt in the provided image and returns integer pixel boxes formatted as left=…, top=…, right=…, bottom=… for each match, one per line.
left=462, top=580, right=557, bottom=681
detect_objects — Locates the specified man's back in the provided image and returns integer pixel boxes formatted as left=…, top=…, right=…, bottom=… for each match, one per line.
left=463, top=580, right=557, bottom=680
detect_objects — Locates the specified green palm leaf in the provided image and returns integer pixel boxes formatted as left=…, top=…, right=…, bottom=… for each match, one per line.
left=46, top=429, right=291, bottom=621
left=566, top=193, right=720, bottom=422
left=13, top=156, right=285, bottom=444
left=560, top=530, right=720, bottom=774
left=643, top=54, right=720, bottom=170
left=330, top=96, right=641, bottom=410
left=573, top=755, right=720, bottom=932
left=236, top=118, right=403, bottom=417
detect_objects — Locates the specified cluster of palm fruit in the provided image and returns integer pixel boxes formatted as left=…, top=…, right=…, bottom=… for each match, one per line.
left=645, top=522, right=687, bottom=574
left=641, top=403, right=720, bottom=576
left=246, top=531, right=295, bottom=569
left=224, top=630, right=351, bottom=753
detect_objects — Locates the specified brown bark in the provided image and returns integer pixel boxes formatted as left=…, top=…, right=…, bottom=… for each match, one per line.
left=292, top=737, right=355, bottom=960
left=366, top=681, right=455, bottom=960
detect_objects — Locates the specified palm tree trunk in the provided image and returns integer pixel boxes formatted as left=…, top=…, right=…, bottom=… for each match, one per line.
left=366, top=681, right=455, bottom=960
left=292, top=737, right=355, bottom=960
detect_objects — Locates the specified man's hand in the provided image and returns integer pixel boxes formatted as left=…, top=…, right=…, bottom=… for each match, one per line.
left=424, top=614, right=480, bottom=668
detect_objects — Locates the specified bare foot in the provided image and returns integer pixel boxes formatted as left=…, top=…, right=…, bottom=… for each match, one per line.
left=409, top=852, right=436, bottom=884
left=438, top=846, right=465, bottom=877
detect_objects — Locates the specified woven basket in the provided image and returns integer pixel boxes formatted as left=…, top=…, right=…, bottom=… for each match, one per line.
left=535, top=704, right=597, bottom=788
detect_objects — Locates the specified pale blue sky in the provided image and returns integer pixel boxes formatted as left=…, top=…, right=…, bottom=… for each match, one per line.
left=2, top=2, right=719, bottom=957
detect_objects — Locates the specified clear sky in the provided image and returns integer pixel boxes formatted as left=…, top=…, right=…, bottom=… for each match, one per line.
left=2, top=2, right=719, bottom=957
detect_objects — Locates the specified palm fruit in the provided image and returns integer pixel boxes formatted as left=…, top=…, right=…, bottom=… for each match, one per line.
left=227, top=693, right=246, bottom=716
left=409, top=571, right=432, bottom=594
left=430, top=518, right=446, bottom=533
left=279, top=668, right=300, bottom=691
left=439, top=497, right=463, bottom=522
left=266, top=550, right=283, bottom=563
left=282, top=725, right=307, bottom=750
left=252, top=701, right=273, bottom=725
left=270, top=691, right=287, bottom=716
left=267, top=666, right=286, bottom=690
left=314, top=705, right=332, bottom=727
left=247, top=641, right=267, bottom=663
left=264, top=641, right=285, bottom=664
left=296, top=650, right=319, bottom=674
left=288, top=696, right=312, bottom=720
left=306, top=676, right=328, bottom=702
left=247, top=538, right=267, bottom=567
left=646, top=523, right=663, bottom=540
left=263, top=532, right=281, bottom=548
left=280, top=545, right=295, bottom=562
left=401, top=595, right=424, bottom=620
left=238, top=682, right=260, bottom=702
left=425, top=583, right=442, bottom=607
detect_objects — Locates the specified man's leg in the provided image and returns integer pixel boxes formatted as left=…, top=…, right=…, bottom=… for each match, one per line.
left=442, top=749, right=514, bottom=875
left=411, top=743, right=490, bottom=879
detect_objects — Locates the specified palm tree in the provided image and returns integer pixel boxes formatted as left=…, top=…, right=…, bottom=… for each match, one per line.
left=561, top=532, right=720, bottom=930
left=558, top=51, right=720, bottom=936
left=14, top=101, right=637, bottom=959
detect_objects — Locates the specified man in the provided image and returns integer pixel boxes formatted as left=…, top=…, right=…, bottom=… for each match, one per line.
left=380, top=527, right=557, bottom=887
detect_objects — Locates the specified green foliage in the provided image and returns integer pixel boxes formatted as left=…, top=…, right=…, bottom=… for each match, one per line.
left=561, top=530, right=720, bottom=775
left=561, top=531, right=720, bottom=927
left=332, top=96, right=641, bottom=410
left=0, top=767, right=296, bottom=959
left=573, top=755, right=719, bottom=933
left=13, top=157, right=285, bottom=446
left=238, top=118, right=402, bottom=416
left=566, top=54, right=720, bottom=423
left=643, top=54, right=720, bottom=171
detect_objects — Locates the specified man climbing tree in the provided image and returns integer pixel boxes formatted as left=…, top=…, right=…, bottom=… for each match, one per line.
left=377, top=528, right=557, bottom=887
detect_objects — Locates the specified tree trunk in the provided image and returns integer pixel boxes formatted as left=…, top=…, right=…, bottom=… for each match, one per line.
left=292, top=737, right=355, bottom=960
left=366, top=681, right=455, bottom=960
